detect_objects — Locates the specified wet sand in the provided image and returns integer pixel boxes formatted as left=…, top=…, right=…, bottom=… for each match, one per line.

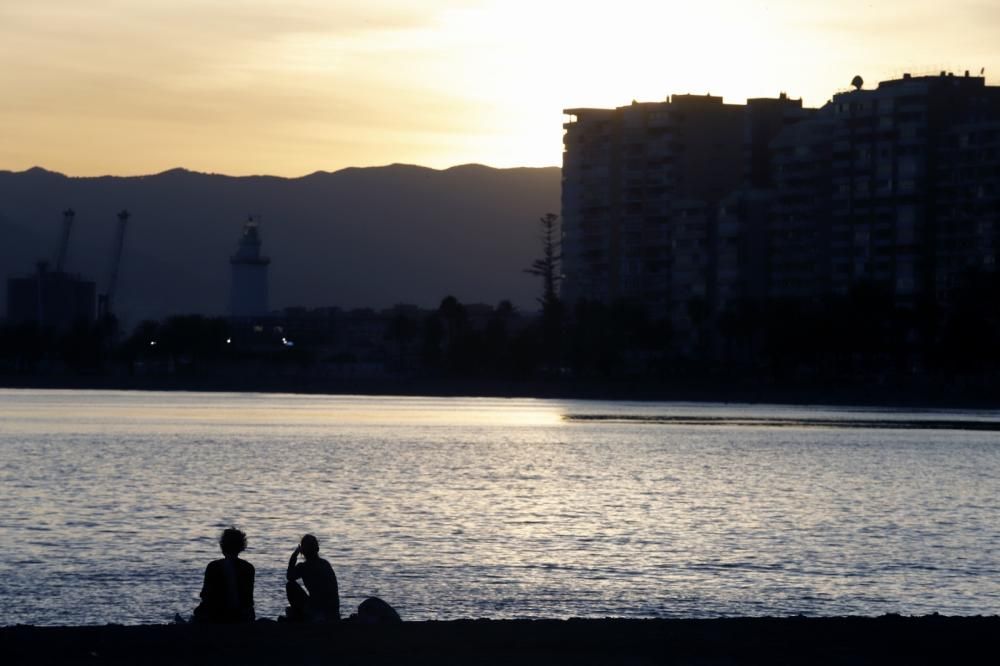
left=3, top=615, right=996, bottom=665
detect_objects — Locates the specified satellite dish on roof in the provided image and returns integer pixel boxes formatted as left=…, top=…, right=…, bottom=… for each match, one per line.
left=851, top=75, right=864, bottom=90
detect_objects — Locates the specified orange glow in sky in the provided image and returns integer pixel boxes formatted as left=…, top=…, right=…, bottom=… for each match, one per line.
left=1, top=0, right=997, bottom=176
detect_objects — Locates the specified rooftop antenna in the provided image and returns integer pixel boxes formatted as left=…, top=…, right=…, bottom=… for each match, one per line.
left=851, top=75, right=864, bottom=91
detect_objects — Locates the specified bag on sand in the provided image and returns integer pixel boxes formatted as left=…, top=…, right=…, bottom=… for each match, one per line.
left=354, top=597, right=401, bottom=626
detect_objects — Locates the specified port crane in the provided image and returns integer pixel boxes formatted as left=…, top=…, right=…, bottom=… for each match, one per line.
left=98, top=209, right=129, bottom=320
left=54, top=208, right=75, bottom=273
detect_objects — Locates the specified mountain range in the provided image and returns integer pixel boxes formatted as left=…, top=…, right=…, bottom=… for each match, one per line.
left=0, top=164, right=561, bottom=326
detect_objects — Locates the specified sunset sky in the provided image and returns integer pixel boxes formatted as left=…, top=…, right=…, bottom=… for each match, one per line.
left=2, top=0, right=998, bottom=177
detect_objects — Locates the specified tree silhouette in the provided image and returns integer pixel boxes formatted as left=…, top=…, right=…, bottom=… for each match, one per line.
left=525, top=213, right=562, bottom=311
left=525, top=213, right=564, bottom=370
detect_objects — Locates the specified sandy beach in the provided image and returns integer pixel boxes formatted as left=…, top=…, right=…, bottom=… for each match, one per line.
left=3, top=615, right=997, bottom=665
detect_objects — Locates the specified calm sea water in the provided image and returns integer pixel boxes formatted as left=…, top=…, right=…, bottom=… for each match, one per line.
left=1, top=388, right=998, bottom=625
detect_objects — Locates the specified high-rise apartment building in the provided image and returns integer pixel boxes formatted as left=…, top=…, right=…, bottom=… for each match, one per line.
left=562, top=73, right=1000, bottom=349
left=935, top=117, right=1000, bottom=304
left=562, top=92, right=802, bottom=346
left=771, top=72, right=1000, bottom=308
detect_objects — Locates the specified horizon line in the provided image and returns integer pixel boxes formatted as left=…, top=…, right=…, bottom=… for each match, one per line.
left=0, top=162, right=563, bottom=181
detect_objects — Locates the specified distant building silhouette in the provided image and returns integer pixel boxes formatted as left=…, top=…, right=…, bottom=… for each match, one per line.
left=6, top=262, right=96, bottom=330
left=229, top=217, right=270, bottom=318
left=562, top=73, right=1000, bottom=353
left=5, top=208, right=97, bottom=331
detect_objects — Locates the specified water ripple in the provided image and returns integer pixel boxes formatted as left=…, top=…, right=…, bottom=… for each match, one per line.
left=0, top=389, right=998, bottom=625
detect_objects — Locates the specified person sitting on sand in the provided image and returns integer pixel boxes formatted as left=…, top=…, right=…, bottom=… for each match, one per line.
left=193, top=526, right=255, bottom=623
left=285, top=534, right=340, bottom=622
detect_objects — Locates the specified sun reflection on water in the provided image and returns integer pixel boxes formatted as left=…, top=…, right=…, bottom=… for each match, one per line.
left=1, top=389, right=998, bottom=625
left=1, top=390, right=564, bottom=432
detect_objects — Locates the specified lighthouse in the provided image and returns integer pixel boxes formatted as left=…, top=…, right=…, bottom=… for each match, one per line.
left=229, top=216, right=270, bottom=318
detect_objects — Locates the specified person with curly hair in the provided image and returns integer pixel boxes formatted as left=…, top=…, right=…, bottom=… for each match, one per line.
left=193, top=526, right=255, bottom=623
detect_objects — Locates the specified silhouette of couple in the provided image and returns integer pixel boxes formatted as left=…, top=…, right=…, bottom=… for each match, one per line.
left=193, top=527, right=339, bottom=624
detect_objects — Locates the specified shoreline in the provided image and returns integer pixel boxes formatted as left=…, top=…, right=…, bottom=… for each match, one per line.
left=2, top=373, right=997, bottom=411
left=4, top=616, right=997, bottom=665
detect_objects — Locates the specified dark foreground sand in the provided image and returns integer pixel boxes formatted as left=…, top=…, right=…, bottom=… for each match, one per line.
left=3, top=616, right=997, bottom=665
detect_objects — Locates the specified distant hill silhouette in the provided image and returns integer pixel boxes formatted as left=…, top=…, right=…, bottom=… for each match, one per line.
left=0, top=164, right=560, bottom=325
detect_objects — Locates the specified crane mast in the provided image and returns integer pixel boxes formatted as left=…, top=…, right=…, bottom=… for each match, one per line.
left=99, top=209, right=129, bottom=320
left=54, top=208, right=75, bottom=273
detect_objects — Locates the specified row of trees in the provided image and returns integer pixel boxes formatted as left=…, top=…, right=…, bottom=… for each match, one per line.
left=2, top=213, right=998, bottom=395
left=2, top=284, right=998, bottom=390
